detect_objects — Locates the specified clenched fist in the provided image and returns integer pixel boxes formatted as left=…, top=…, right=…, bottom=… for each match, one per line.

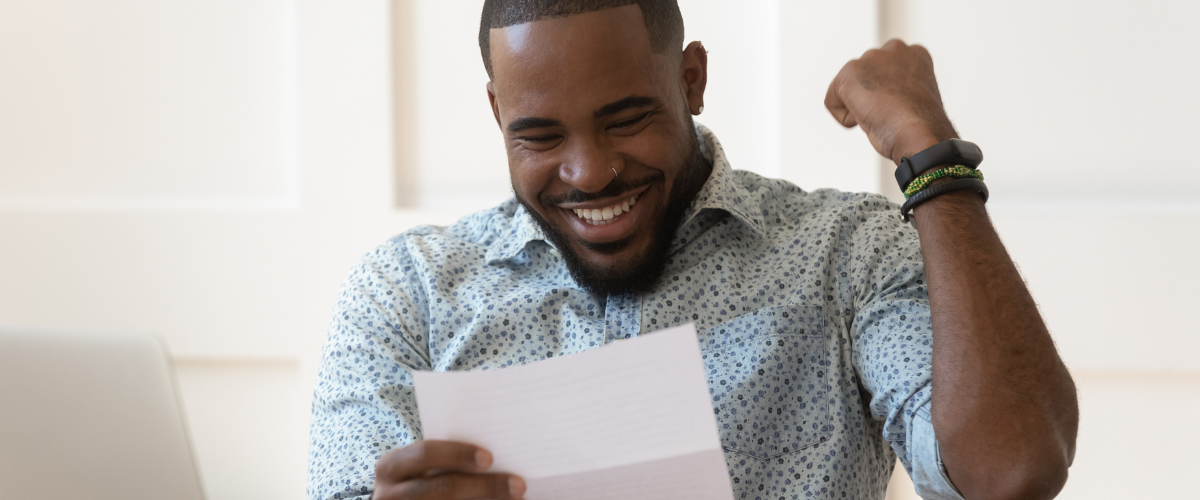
left=825, top=39, right=959, bottom=165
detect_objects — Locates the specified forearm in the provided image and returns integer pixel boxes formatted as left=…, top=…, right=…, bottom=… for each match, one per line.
left=820, top=39, right=1079, bottom=497
left=912, top=190, right=1078, bottom=499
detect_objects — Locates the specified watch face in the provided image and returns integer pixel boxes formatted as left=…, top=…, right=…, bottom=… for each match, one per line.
left=951, top=139, right=983, bottom=164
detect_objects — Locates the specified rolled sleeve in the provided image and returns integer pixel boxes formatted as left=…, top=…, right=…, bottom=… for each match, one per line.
left=846, top=196, right=958, bottom=494
left=847, top=199, right=936, bottom=471
left=908, top=403, right=966, bottom=500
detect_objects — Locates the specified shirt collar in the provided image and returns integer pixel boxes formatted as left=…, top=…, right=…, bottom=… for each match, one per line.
left=679, top=124, right=766, bottom=238
left=485, top=124, right=765, bottom=265
left=485, top=201, right=550, bottom=265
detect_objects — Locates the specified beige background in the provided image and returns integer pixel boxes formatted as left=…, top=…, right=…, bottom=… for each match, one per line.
left=1, top=1, right=1197, bottom=499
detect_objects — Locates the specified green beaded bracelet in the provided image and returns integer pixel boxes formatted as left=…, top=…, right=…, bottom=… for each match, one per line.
left=903, top=165, right=985, bottom=198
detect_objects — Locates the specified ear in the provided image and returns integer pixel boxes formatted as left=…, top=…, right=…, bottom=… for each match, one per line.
left=680, top=41, right=708, bottom=115
left=487, top=81, right=502, bottom=128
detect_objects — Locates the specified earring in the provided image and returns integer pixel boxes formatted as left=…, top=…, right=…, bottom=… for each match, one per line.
left=696, top=105, right=704, bottom=115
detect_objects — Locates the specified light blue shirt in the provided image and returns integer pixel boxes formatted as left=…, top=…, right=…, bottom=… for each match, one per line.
left=307, top=126, right=964, bottom=500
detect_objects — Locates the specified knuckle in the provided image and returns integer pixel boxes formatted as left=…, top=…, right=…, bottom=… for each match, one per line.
left=372, top=483, right=395, bottom=500
left=376, top=448, right=404, bottom=479
left=427, top=475, right=458, bottom=495
left=492, top=475, right=513, bottom=497
left=910, top=44, right=932, bottom=60
left=406, top=440, right=431, bottom=465
left=838, top=60, right=861, bottom=79
left=391, top=480, right=431, bottom=500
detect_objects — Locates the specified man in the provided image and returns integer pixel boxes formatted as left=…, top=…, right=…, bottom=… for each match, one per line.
left=307, top=1, right=1078, bottom=499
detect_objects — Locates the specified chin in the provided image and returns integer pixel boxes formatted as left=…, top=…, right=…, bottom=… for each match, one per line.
left=575, top=231, right=640, bottom=256
left=567, top=238, right=669, bottom=296
left=527, top=197, right=674, bottom=296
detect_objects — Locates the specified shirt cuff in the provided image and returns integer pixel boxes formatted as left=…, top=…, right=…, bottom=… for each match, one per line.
left=908, top=404, right=966, bottom=500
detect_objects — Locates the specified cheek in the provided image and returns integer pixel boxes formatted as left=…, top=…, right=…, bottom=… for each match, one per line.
left=508, top=151, right=560, bottom=205
left=621, top=127, right=687, bottom=185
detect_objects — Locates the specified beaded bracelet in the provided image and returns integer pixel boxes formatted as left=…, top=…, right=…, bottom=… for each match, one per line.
left=900, top=178, right=989, bottom=222
left=903, top=165, right=985, bottom=198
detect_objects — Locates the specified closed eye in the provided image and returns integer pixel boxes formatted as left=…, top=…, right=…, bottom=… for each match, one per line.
left=517, top=134, right=562, bottom=143
left=609, top=112, right=651, bottom=130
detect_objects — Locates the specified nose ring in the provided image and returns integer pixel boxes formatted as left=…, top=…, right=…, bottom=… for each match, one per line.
left=611, top=166, right=618, bottom=180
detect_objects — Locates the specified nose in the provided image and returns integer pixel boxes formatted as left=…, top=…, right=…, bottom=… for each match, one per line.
left=558, top=136, right=622, bottom=194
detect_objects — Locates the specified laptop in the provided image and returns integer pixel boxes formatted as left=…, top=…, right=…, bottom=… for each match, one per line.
left=0, top=327, right=206, bottom=500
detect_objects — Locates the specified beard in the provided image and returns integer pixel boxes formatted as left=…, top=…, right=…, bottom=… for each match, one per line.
left=517, top=124, right=711, bottom=297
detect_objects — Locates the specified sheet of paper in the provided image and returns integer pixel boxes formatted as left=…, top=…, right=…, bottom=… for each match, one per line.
left=412, top=323, right=733, bottom=500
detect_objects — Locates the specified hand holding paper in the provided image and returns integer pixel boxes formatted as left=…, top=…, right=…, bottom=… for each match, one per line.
left=412, top=324, right=734, bottom=500
left=370, top=439, right=526, bottom=500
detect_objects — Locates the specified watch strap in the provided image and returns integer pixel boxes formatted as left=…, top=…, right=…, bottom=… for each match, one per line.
left=895, top=139, right=984, bottom=191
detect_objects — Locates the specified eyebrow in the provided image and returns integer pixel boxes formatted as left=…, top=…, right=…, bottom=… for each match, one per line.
left=505, top=95, right=661, bottom=134
left=507, top=116, right=562, bottom=134
left=593, top=95, right=660, bottom=119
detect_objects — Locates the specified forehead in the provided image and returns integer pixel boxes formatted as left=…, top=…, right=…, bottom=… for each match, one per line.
left=489, top=5, right=670, bottom=115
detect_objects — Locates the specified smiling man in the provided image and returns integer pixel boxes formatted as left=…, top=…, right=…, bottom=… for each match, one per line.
left=307, top=2, right=1078, bottom=500
left=487, top=2, right=709, bottom=296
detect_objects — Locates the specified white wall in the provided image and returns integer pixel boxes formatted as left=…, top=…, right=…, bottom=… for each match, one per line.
left=0, top=0, right=298, bottom=210
left=1, top=1, right=1196, bottom=499
left=906, top=0, right=1200, bottom=209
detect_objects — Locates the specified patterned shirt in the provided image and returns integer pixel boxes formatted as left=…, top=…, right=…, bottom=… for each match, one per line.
left=307, top=126, right=964, bottom=500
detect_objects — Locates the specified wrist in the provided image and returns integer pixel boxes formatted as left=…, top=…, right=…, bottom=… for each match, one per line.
left=911, top=186, right=988, bottom=225
left=889, top=129, right=958, bottom=166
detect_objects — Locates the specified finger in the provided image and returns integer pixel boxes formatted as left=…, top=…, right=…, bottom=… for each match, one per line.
left=904, top=44, right=940, bottom=98
left=376, top=440, right=494, bottom=482
left=909, top=43, right=931, bottom=60
left=824, top=63, right=858, bottom=128
left=881, top=38, right=907, bottom=51
left=384, top=473, right=525, bottom=500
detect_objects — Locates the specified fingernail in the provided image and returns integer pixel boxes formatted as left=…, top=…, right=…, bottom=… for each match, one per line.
left=474, top=449, right=493, bottom=469
left=509, top=475, right=526, bottom=497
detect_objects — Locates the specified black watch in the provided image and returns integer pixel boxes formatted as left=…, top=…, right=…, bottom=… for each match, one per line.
left=894, top=139, right=984, bottom=192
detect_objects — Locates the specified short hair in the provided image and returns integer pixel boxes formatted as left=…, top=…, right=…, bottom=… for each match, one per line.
left=479, top=0, right=684, bottom=80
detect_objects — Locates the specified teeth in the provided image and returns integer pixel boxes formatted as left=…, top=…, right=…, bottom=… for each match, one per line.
left=570, top=194, right=639, bottom=225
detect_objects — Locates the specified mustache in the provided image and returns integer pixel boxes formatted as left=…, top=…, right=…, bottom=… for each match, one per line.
left=539, top=171, right=664, bottom=206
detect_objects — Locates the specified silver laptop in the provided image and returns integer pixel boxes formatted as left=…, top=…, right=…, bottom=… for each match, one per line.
left=0, top=327, right=206, bottom=500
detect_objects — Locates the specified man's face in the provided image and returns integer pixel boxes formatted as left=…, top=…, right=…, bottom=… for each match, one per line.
left=487, top=5, right=708, bottom=295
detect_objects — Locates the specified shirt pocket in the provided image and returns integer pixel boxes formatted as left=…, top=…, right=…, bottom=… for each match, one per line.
left=698, top=305, right=832, bottom=459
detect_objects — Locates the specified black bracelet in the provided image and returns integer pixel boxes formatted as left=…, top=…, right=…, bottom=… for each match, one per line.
left=899, top=178, right=989, bottom=222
